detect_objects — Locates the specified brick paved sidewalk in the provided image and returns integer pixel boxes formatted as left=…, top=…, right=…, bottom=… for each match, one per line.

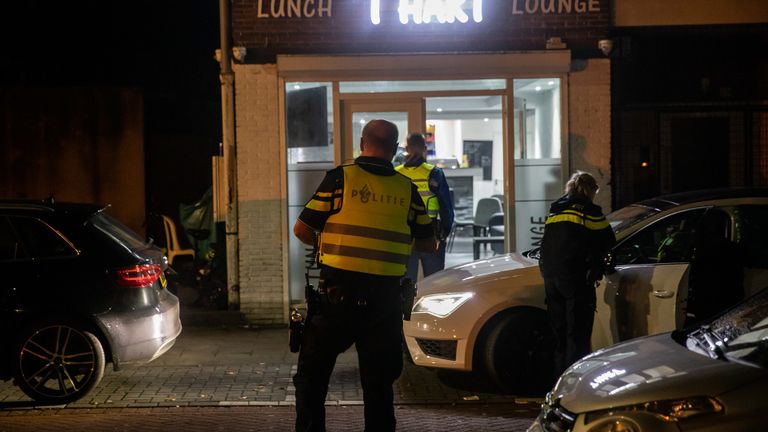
left=0, top=404, right=538, bottom=432
left=0, top=325, right=542, bottom=411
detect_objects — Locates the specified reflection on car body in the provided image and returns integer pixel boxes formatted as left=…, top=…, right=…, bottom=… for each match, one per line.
left=402, top=188, right=768, bottom=392
left=529, top=288, right=768, bottom=432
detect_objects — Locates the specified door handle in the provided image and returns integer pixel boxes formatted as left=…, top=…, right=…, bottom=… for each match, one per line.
left=653, top=290, right=675, bottom=299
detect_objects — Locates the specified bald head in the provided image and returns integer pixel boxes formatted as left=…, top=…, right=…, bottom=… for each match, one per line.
left=360, top=120, right=399, bottom=159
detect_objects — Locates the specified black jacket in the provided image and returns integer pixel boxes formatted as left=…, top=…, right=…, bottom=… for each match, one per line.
left=539, top=193, right=616, bottom=280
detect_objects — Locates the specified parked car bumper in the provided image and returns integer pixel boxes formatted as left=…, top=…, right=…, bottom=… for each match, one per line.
left=95, top=290, right=182, bottom=369
left=403, top=312, right=473, bottom=371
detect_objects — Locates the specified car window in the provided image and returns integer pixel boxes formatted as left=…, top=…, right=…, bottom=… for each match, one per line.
left=88, top=212, right=147, bottom=251
left=606, top=204, right=662, bottom=236
left=9, top=216, right=79, bottom=259
left=733, top=205, right=768, bottom=269
left=613, top=208, right=708, bottom=265
left=0, top=216, right=26, bottom=261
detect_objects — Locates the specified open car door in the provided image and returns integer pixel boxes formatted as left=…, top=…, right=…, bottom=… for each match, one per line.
left=592, top=208, right=709, bottom=350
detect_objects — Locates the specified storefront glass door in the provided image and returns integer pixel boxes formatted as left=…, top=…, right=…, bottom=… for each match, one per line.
left=340, top=100, right=423, bottom=162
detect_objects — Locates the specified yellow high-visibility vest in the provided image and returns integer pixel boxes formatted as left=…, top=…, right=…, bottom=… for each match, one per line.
left=319, top=164, right=413, bottom=276
left=396, top=162, right=440, bottom=219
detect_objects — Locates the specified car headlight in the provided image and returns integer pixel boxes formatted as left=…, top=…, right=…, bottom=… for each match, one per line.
left=584, top=396, right=723, bottom=429
left=412, top=292, right=473, bottom=318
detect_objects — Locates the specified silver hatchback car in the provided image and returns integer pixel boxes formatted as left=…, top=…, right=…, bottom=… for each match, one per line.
left=529, top=287, right=768, bottom=432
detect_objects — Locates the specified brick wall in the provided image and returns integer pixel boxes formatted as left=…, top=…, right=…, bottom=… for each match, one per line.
left=568, top=58, right=612, bottom=211
left=233, top=64, right=287, bottom=324
left=233, top=0, right=611, bottom=59
left=0, top=87, right=146, bottom=234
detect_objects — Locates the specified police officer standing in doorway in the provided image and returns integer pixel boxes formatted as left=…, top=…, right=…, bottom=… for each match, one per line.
left=539, top=171, right=615, bottom=378
left=293, top=120, right=437, bottom=432
left=396, top=132, right=454, bottom=281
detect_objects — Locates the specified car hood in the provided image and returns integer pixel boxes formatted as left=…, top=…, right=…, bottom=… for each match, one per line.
left=415, top=252, right=539, bottom=297
left=552, top=332, right=764, bottom=414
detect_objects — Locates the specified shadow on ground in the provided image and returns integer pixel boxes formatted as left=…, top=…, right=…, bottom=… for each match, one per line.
left=435, top=369, right=548, bottom=399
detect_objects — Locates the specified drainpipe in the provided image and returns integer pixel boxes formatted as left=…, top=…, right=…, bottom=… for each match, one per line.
left=219, top=0, right=240, bottom=310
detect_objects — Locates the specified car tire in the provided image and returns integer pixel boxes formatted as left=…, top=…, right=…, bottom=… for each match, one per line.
left=482, top=309, right=554, bottom=395
left=16, top=324, right=106, bottom=405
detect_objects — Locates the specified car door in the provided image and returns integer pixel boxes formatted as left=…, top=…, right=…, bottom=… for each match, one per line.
left=0, top=215, right=30, bottom=327
left=733, top=204, right=768, bottom=297
left=5, top=215, right=82, bottom=309
left=592, top=208, right=709, bottom=350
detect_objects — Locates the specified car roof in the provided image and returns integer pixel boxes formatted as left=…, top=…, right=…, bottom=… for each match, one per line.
left=637, top=188, right=768, bottom=210
left=0, top=199, right=104, bottom=219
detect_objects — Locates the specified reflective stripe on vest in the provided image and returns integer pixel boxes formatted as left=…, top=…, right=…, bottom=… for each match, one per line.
left=319, top=164, right=413, bottom=276
left=395, top=162, right=440, bottom=218
left=545, top=209, right=609, bottom=231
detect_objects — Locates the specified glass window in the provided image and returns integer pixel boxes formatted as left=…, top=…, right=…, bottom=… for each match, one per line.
left=614, top=209, right=707, bottom=265
left=0, top=216, right=24, bottom=261
left=340, top=79, right=506, bottom=93
left=285, top=82, right=334, bottom=164
left=352, top=111, right=408, bottom=160
left=513, top=78, right=561, bottom=160
left=512, top=78, right=562, bottom=252
left=89, top=212, right=147, bottom=251
left=285, top=82, right=335, bottom=304
left=10, top=216, right=78, bottom=259
left=424, top=95, right=505, bottom=266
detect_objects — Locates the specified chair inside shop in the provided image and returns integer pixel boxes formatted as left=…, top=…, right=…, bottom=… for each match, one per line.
left=448, top=197, right=503, bottom=251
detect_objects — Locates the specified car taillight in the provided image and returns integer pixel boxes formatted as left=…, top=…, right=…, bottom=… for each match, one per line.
left=115, top=264, right=163, bottom=288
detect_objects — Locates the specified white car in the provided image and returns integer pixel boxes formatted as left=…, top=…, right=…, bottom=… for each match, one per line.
left=403, top=189, right=768, bottom=392
left=528, top=287, right=768, bottom=432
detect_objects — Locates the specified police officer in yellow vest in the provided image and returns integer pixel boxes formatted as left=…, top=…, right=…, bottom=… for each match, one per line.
left=396, top=132, right=455, bottom=281
left=293, top=120, right=437, bottom=432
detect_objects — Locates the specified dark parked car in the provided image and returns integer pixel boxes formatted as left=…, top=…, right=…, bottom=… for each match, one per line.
left=0, top=200, right=181, bottom=404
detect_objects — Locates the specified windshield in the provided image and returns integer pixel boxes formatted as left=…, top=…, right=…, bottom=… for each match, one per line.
left=88, top=211, right=148, bottom=251
left=687, top=288, right=768, bottom=368
left=606, top=204, right=663, bottom=236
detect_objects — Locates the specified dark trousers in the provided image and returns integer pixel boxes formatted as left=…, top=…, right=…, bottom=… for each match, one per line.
left=293, top=271, right=403, bottom=432
left=405, top=240, right=446, bottom=281
left=544, top=274, right=596, bottom=378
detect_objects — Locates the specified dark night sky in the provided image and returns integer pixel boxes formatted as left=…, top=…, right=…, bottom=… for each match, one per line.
left=1, top=0, right=223, bottom=219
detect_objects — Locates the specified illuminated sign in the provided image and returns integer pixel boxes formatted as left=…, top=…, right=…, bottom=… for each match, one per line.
left=257, top=0, right=333, bottom=18
left=512, top=0, right=601, bottom=15
left=370, top=0, right=484, bottom=25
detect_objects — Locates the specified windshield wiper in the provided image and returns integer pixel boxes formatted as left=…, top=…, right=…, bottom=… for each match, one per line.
left=689, top=325, right=726, bottom=360
left=722, top=340, right=768, bottom=354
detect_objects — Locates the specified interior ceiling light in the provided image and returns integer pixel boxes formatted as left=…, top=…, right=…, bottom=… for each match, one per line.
left=548, top=81, right=555, bottom=86
left=483, top=118, right=489, bottom=122
left=535, top=86, right=542, bottom=91
left=359, top=119, right=366, bottom=124
left=436, top=108, right=443, bottom=112
left=293, top=84, right=301, bottom=90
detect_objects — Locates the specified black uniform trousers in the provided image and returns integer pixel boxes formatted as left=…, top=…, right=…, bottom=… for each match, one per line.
left=293, top=270, right=403, bottom=432
left=544, top=274, right=596, bottom=378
